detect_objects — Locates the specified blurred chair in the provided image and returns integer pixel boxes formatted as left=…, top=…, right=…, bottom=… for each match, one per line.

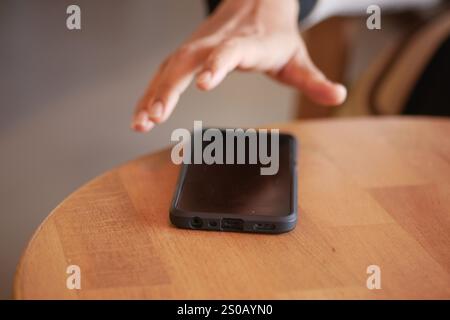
left=297, top=7, right=450, bottom=118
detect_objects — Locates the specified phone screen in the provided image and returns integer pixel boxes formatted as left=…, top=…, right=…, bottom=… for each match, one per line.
left=175, top=131, right=296, bottom=217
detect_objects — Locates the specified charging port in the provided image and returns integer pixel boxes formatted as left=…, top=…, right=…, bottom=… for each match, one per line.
left=254, top=223, right=276, bottom=231
left=221, top=218, right=244, bottom=231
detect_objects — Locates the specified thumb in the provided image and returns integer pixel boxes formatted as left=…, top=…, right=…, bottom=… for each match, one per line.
left=274, top=51, right=347, bottom=106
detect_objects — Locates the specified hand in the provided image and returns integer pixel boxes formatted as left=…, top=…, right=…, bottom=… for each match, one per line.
left=132, top=0, right=347, bottom=132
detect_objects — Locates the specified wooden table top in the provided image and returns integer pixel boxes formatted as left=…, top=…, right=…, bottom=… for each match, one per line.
left=14, top=117, right=450, bottom=299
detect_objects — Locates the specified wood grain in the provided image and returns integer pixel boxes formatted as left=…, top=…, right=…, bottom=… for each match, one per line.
left=14, top=117, right=450, bottom=299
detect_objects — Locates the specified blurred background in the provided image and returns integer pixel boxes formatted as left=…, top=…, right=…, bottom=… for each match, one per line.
left=1, top=0, right=448, bottom=299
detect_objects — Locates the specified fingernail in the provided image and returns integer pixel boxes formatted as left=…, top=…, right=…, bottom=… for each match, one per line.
left=334, top=83, right=347, bottom=103
left=335, top=83, right=347, bottom=95
left=148, top=101, right=164, bottom=119
left=132, top=111, right=153, bottom=131
left=198, top=71, right=212, bottom=84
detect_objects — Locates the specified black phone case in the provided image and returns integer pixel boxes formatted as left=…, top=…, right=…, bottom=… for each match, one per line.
left=169, top=132, right=298, bottom=234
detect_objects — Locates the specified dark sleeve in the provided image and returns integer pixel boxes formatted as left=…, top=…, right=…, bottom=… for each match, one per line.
left=206, top=0, right=318, bottom=23
left=298, top=0, right=318, bottom=21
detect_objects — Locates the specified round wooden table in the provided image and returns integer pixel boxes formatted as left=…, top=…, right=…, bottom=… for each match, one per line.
left=14, top=117, right=450, bottom=299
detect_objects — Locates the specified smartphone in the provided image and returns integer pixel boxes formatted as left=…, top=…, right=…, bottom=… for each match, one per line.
left=169, top=128, right=298, bottom=234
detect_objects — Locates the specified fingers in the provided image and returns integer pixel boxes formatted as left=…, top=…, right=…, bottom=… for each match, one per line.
left=133, top=33, right=347, bottom=134
left=196, top=34, right=298, bottom=91
left=303, top=76, right=347, bottom=106
left=149, top=71, right=193, bottom=124
left=132, top=46, right=204, bottom=132
left=196, top=38, right=247, bottom=91
left=132, top=58, right=169, bottom=132
left=134, top=35, right=286, bottom=132
left=275, top=51, right=347, bottom=106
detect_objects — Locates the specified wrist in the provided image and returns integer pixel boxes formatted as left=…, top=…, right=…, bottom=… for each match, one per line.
left=221, top=0, right=299, bottom=20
